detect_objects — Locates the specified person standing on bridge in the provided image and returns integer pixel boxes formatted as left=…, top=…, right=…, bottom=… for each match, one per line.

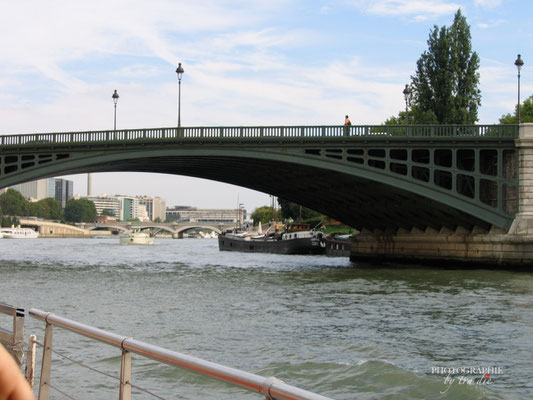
left=344, top=115, right=351, bottom=136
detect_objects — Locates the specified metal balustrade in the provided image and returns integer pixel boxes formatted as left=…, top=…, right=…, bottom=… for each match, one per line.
left=0, top=125, right=518, bottom=147
left=29, top=308, right=333, bottom=400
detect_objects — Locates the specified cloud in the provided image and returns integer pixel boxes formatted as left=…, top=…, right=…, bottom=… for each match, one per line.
left=348, top=0, right=460, bottom=20
left=476, top=19, right=506, bottom=29
left=474, top=0, right=502, bottom=8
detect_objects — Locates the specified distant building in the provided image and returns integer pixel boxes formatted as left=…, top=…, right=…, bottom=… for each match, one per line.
left=137, top=204, right=150, bottom=222
left=137, top=196, right=166, bottom=221
left=86, top=195, right=121, bottom=219
left=86, top=194, right=140, bottom=221
left=120, top=196, right=138, bottom=221
left=10, top=178, right=55, bottom=201
left=166, top=206, right=246, bottom=224
left=55, top=179, right=74, bottom=207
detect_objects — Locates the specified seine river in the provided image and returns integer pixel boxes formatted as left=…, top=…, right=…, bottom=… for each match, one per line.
left=1, top=238, right=532, bottom=400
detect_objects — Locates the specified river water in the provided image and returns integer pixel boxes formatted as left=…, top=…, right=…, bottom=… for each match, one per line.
left=0, top=238, right=532, bottom=400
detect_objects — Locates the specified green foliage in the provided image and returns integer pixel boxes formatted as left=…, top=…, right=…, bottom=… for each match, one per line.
left=277, top=198, right=321, bottom=222
left=64, top=199, right=97, bottom=223
left=251, top=206, right=281, bottom=225
left=499, top=95, right=533, bottom=123
left=101, top=209, right=115, bottom=216
left=391, top=9, right=480, bottom=125
left=0, top=189, right=63, bottom=221
left=38, top=198, right=64, bottom=220
left=1, top=215, right=20, bottom=228
left=0, top=189, right=28, bottom=216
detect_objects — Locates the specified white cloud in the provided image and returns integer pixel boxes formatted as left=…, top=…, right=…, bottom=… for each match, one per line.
left=474, top=0, right=502, bottom=8
left=348, top=0, right=460, bottom=19
left=476, top=19, right=506, bottom=29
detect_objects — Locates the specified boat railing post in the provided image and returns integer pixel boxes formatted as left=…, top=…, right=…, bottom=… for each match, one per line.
left=38, top=322, right=54, bottom=400
left=25, top=335, right=37, bottom=389
left=13, top=307, right=25, bottom=367
left=119, top=348, right=132, bottom=400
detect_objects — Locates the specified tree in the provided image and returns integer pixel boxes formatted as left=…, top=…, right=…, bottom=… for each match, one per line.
left=410, top=9, right=481, bottom=124
left=277, top=199, right=321, bottom=222
left=0, top=189, right=29, bottom=216
left=64, top=199, right=97, bottom=223
left=100, top=209, right=115, bottom=216
left=499, top=95, right=533, bottom=124
left=39, top=198, right=63, bottom=220
left=251, top=206, right=281, bottom=225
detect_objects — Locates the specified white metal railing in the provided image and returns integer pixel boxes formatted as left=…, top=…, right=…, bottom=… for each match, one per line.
left=0, top=124, right=519, bottom=147
left=0, top=302, right=25, bottom=367
left=29, top=309, right=333, bottom=400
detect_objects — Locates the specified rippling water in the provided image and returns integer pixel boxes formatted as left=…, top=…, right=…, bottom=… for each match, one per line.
left=0, top=238, right=532, bottom=399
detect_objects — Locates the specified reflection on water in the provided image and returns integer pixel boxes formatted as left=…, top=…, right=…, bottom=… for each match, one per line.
left=0, top=238, right=531, bottom=399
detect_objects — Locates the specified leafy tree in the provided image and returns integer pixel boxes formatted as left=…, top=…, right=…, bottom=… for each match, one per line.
left=277, top=199, right=321, bottom=222
left=499, top=94, right=533, bottom=123
left=28, top=201, right=47, bottom=218
left=100, top=209, right=115, bottom=216
left=1, top=215, right=19, bottom=228
left=24, top=197, right=63, bottom=220
left=0, top=189, right=29, bottom=216
left=39, top=197, right=63, bottom=220
left=251, top=206, right=281, bottom=225
left=64, top=199, right=97, bottom=223
left=401, top=9, right=480, bottom=125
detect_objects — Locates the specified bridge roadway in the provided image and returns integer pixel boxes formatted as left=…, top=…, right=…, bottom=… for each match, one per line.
left=3, top=123, right=533, bottom=267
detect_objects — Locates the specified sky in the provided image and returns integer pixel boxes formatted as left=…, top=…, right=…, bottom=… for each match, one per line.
left=0, top=0, right=531, bottom=212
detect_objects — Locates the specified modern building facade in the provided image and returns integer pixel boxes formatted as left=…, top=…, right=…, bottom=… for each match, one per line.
left=10, top=178, right=55, bottom=201
left=86, top=194, right=140, bottom=221
left=55, top=179, right=74, bottom=207
left=166, top=206, right=246, bottom=224
left=137, top=196, right=166, bottom=221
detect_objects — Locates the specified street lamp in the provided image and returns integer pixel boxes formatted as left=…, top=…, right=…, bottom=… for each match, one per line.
left=176, top=63, right=184, bottom=128
left=403, top=84, right=412, bottom=125
left=515, top=54, right=524, bottom=123
left=112, top=89, right=119, bottom=130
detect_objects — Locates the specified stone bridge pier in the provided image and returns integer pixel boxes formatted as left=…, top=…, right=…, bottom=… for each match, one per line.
left=350, top=124, right=533, bottom=269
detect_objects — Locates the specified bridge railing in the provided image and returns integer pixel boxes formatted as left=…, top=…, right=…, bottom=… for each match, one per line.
left=0, top=125, right=518, bottom=146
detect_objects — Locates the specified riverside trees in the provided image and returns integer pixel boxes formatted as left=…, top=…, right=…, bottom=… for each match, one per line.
left=500, top=95, right=533, bottom=123
left=0, top=189, right=97, bottom=223
left=386, top=9, right=481, bottom=125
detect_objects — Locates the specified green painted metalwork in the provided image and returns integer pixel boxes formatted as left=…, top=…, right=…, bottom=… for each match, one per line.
left=0, top=125, right=519, bottom=231
left=0, top=124, right=519, bottom=145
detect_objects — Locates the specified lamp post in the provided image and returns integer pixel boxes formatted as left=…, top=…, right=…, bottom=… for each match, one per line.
left=112, top=89, right=119, bottom=130
left=403, top=84, right=412, bottom=125
left=176, top=63, right=184, bottom=128
left=515, top=54, right=524, bottom=123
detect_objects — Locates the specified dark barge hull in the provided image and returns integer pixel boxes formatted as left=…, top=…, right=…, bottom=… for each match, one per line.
left=325, top=238, right=352, bottom=257
left=218, top=235, right=325, bottom=255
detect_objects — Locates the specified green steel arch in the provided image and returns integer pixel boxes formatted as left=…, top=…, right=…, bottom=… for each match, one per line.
left=0, top=125, right=519, bottom=231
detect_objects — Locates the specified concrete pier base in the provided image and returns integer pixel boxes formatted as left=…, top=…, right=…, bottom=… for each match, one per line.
left=350, top=227, right=533, bottom=268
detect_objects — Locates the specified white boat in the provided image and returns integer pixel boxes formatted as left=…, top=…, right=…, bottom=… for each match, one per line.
left=0, top=227, right=39, bottom=239
left=119, top=230, right=154, bottom=245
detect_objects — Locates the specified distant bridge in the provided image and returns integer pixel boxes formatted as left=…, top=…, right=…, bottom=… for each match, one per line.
left=80, top=221, right=235, bottom=237
left=0, top=124, right=519, bottom=233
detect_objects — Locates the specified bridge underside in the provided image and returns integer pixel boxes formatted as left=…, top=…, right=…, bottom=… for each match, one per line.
left=60, top=155, right=490, bottom=232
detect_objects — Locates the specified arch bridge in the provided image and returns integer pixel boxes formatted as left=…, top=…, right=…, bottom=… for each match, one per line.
left=83, top=222, right=235, bottom=237
left=0, top=124, right=519, bottom=233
